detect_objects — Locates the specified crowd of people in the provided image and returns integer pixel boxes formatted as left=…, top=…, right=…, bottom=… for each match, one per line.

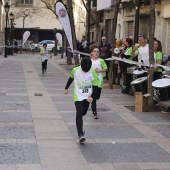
left=65, top=34, right=170, bottom=143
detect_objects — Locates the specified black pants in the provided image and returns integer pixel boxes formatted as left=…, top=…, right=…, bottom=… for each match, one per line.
left=42, top=59, right=48, bottom=71
left=75, top=100, right=90, bottom=136
left=91, top=88, right=102, bottom=112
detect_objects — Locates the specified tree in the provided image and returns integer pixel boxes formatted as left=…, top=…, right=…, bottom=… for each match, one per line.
left=14, top=8, right=41, bottom=53
left=147, top=0, right=155, bottom=110
left=81, top=0, right=103, bottom=45
left=108, top=0, right=122, bottom=89
left=67, top=0, right=79, bottom=65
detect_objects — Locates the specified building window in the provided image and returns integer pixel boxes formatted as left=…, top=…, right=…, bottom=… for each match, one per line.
left=21, top=0, right=33, bottom=4
left=16, top=0, right=33, bottom=6
left=127, top=21, right=134, bottom=37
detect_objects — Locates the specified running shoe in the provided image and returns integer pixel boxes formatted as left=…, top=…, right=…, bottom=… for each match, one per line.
left=79, top=133, right=86, bottom=143
left=93, top=111, right=98, bottom=119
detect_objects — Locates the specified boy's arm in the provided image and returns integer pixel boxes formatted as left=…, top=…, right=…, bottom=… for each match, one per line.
left=64, top=68, right=75, bottom=94
left=65, top=77, right=74, bottom=90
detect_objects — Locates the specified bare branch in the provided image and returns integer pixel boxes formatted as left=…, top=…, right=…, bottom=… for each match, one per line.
left=81, top=0, right=99, bottom=27
left=40, top=0, right=58, bottom=18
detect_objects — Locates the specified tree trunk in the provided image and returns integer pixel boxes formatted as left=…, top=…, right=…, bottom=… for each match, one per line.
left=20, top=17, right=25, bottom=54
left=108, top=0, right=121, bottom=89
left=67, top=0, right=79, bottom=65
left=147, top=0, right=155, bottom=110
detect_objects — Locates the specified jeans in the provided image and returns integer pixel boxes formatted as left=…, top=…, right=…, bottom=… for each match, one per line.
left=75, top=100, right=90, bottom=135
left=42, top=59, right=48, bottom=71
left=91, top=88, right=102, bottom=112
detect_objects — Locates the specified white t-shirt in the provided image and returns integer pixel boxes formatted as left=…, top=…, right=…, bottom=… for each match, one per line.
left=70, top=66, right=99, bottom=101
left=91, top=59, right=103, bottom=85
left=40, top=48, right=49, bottom=62
left=137, top=44, right=149, bottom=66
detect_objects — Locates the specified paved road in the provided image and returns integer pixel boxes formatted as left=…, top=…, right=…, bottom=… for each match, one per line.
left=0, top=53, right=170, bottom=170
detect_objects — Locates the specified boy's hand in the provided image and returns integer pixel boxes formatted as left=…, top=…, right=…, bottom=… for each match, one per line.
left=94, top=68, right=101, bottom=73
left=87, top=97, right=93, bottom=103
left=64, top=89, right=68, bottom=94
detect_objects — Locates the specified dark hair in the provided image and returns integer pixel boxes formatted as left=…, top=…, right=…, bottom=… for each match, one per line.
left=126, top=38, right=133, bottom=47
left=139, top=34, right=146, bottom=38
left=81, top=57, right=92, bottom=72
left=154, top=40, right=162, bottom=53
left=43, top=43, right=47, bottom=47
left=90, top=45, right=99, bottom=53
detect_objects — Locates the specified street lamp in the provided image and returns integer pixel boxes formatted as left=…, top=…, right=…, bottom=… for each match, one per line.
left=134, top=0, right=140, bottom=44
left=4, top=2, right=10, bottom=58
left=9, top=12, right=14, bottom=55
left=87, top=0, right=91, bottom=52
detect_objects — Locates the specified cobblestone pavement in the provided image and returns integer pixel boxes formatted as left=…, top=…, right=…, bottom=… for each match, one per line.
left=0, top=53, right=170, bottom=170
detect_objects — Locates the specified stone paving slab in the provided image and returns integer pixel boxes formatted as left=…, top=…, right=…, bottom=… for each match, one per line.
left=152, top=125, right=170, bottom=138
left=131, top=111, right=170, bottom=122
left=0, top=125, right=35, bottom=139
left=69, top=124, right=146, bottom=139
left=0, top=112, right=32, bottom=122
left=0, top=96, right=29, bottom=101
left=0, top=103, right=30, bottom=111
left=78, top=143, right=170, bottom=163
left=0, top=143, right=39, bottom=164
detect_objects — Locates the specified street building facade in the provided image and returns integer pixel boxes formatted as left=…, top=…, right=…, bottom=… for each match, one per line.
left=88, top=0, right=170, bottom=56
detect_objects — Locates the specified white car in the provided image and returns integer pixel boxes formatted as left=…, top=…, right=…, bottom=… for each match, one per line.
left=38, top=40, right=55, bottom=52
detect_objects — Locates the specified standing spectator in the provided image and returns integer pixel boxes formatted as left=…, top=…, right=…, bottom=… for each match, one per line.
left=120, top=38, right=133, bottom=94
left=79, top=36, right=87, bottom=59
left=112, top=39, right=122, bottom=85
left=153, top=39, right=163, bottom=81
left=100, top=36, right=112, bottom=80
left=120, top=38, right=127, bottom=86
left=30, top=41, right=35, bottom=54
left=132, top=34, right=149, bottom=67
left=14, top=39, right=18, bottom=54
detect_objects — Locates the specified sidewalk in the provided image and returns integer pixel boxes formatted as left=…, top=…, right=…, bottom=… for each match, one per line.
left=0, top=53, right=170, bottom=170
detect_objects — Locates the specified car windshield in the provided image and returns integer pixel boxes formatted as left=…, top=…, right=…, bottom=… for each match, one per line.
left=47, top=41, right=54, bottom=44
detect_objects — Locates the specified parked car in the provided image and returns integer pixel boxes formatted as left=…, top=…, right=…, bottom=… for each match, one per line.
left=38, top=40, right=55, bottom=52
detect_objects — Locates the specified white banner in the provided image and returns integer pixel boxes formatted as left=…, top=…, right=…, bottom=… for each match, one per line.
left=55, top=2, right=73, bottom=53
left=56, top=32, right=62, bottom=45
left=22, top=31, right=30, bottom=45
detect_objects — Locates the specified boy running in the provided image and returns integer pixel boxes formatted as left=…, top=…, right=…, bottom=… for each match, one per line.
left=64, top=57, right=99, bottom=143
left=40, top=43, right=51, bottom=75
left=90, top=45, right=108, bottom=119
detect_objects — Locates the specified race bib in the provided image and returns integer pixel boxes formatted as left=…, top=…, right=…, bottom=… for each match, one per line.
left=78, top=85, right=92, bottom=95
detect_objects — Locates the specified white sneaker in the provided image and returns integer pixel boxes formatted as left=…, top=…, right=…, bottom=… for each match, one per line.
left=79, top=134, right=86, bottom=143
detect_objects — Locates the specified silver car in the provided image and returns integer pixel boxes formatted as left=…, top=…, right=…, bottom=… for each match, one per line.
left=38, top=40, right=55, bottom=52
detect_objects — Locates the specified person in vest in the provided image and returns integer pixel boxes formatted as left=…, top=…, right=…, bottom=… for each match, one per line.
left=153, top=39, right=163, bottom=81
left=120, top=38, right=133, bottom=94
left=64, top=57, right=99, bottom=143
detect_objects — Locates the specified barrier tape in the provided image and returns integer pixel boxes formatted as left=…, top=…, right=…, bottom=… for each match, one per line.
left=0, top=45, right=22, bottom=48
left=67, top=49, right=170, bottom=72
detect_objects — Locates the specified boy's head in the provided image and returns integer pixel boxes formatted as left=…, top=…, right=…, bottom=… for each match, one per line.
left=81, top=57, right=92, bottom=72
left=90, top=45, right=99, bottom=58
left=43, top=43, right=47, bottom=47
